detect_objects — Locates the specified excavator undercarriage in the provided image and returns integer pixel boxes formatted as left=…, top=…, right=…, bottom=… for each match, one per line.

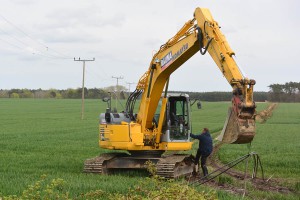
left=84, top=152, right=195, bottom=179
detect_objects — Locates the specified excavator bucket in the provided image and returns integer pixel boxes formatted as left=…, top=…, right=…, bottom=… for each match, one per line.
left=217, top=107, right=255, bottom=144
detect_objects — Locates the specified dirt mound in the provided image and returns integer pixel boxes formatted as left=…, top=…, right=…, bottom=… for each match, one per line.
left=255, top=103, right=278, bottom=123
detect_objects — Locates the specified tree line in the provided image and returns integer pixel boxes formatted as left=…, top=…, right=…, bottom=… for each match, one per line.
left=0, top=87, right=267, bottom=102
left=1, top=81, right=299, bottom=102
left=268, top=81, right=300, bottom=102
left=174, top=91, right=268, bottom=102
left=0, top=85, right=127, bottom=99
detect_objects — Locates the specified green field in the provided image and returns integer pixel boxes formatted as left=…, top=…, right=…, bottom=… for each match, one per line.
left=0, top=99, right=299, bottom=199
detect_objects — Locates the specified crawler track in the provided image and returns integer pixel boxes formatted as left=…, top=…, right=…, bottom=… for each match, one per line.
left=156, top=154, right=195, bottom=179
left=84, top=153, right=122, bottom=174
left=84, top=153, right=195, bottom=179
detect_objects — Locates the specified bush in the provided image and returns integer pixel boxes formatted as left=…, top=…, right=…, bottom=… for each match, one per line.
left=2, top=169, right=217, bottom=200
left=3, top=175, right=70, bottom=200
left=112, top=161, right=217, bottom=200
left=10, top=93, right=20, bottom=98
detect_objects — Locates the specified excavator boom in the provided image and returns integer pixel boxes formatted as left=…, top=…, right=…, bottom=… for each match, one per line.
left=133, top=7, right=256, bottom=144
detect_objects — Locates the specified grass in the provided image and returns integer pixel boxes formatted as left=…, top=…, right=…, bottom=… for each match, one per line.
left=0, top=99, right=299, bottom=199
left=0, top=99, right=139, bottom=197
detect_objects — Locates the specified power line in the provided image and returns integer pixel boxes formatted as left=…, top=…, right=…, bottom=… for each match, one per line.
left=86, top=65, right=110, bottom=82
left=0, top=36, right=24, bottom=51
left=0, top=13, right=72, bottom=59
left=85, top=69, right=105, bottom=85
left=0, top=35, right=55, bottom=59
left=0, top=13, right=72, bottom=58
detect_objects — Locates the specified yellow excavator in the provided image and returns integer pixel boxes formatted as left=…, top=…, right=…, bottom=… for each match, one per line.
left=84, top=7, right=256, bottom=178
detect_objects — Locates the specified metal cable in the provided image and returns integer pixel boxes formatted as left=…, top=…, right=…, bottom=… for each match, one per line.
left=189, top=152, right=265, bottom=186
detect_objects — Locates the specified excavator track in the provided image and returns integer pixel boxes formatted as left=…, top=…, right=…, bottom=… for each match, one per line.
left=84, top=153, right=195, bottom=179
left=156, top=154, right=195, bottom=178
left=84, top=153, right=126, bottom=174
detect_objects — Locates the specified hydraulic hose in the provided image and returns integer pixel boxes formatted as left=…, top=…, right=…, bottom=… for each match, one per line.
left=196, top=25, right=213, bottom=55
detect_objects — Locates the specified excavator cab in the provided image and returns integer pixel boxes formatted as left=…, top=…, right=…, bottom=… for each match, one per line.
left=158, top=94, right=191, bottom=142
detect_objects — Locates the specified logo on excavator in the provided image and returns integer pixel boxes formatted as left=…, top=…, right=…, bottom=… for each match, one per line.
left=161, top=43, right=188, bottom=70
left=161, top=52, right=172, bottom=68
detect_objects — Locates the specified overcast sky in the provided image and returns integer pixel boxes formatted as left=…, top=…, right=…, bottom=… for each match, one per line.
left=0, top=0, right=299, bottom=92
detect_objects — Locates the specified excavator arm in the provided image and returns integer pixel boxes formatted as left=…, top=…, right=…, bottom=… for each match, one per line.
left=127, top=7, right=256, bottom=144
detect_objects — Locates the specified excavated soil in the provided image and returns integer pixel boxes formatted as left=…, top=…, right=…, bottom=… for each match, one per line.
left=255, top=103, right=278, bottom=123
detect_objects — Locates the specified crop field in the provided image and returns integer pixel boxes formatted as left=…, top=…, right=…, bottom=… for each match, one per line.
left=0, top=99, right=299, bottom=199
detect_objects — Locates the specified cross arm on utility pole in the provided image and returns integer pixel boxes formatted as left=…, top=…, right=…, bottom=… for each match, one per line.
left=74, top=57, right=95, bottom=62
left=126, top=82, right=136, bottom=93
left=112, top=76, right=124, bottom=87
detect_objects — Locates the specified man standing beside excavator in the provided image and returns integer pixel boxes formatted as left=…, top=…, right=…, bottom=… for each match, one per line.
left=190, top=128, right=213, bottom=177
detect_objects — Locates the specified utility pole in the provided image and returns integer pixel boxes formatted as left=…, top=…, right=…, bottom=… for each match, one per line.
left=74, top=57, right=95, bottom=120
left=126, top=82, right=135, bottom=93
left=112, top=76, right=123, bottom=111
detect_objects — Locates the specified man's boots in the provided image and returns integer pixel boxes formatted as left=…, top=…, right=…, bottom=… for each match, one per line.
left=202, top=165, right=208, bottom=177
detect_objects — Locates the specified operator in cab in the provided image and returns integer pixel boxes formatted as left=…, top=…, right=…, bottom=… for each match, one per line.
left=190, top=128, right=213, bottom=177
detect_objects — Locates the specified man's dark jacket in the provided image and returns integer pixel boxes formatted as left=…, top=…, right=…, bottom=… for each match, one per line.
left=190, top=132, right=213, bottom=156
